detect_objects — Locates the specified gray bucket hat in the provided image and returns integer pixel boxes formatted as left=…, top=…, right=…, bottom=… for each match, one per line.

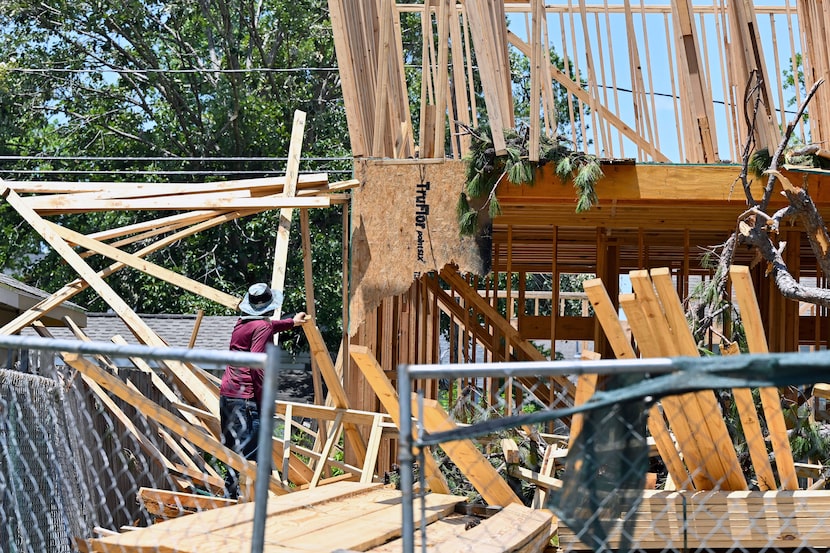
left=238, top=282, right=283, bottom=316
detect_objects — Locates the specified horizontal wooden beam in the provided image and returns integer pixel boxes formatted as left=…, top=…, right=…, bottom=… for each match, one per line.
left=30, top=194, right=330, bottom=214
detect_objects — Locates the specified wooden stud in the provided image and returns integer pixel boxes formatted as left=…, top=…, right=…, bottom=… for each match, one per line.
left=415, top=396, right=521, bottom=507
left=730, top=265, right=799, bottom=490
left=271, top=109, right=306, bottom=319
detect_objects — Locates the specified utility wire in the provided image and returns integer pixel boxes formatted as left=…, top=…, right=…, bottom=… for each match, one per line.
left=5, top=67, right=340, bottom=74
left=0, top=155, right=352, bottom=162
left=0, top=169, right=354, bottom=176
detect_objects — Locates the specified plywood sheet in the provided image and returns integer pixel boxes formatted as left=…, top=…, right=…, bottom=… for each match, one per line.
left=350, top=160, right=489, bottom=334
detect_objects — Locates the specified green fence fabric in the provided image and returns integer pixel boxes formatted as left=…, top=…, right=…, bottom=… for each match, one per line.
left=550, top=373, right=648, bottom=552
left=417, top=349, right=830, bottom=552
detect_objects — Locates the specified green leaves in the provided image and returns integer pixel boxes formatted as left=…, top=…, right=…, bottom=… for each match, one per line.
left=458, top=123, right=603, bottom=236
left=0, top=0, right=350, bottom=352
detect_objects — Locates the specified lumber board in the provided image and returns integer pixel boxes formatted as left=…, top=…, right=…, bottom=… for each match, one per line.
left=47, top=220, right=240, bottom=309
left=349, top=344, right=451, bottom=493
left=722, top=340, right=777, bottom=491
left=671, top=0, right=718, bottom=162
left=730, top=265, right=798, bottom=490
left=87, top=209, right=234, bottom=243
left=360, top=413, right=385, bottom=483
left=61, top=353, right=290, bottom=498
left=427, top=503, right=553, bottom=553
left=156, top=428, right=216, bottom=478
left=567, top=354, right=600, bottom=449
left=2, top=173, right=328, bottom=196
left=29, top=194, right=329, bottom=214
left=166, top=463, right=226, bottom=495
left=273, top=438, right=362, bottom=482
left=2, top=189, right=221, bottom=415
left=371, top=0, right=394, bottom=157
left=311, top=411, right=345, bottom=487
left=275, top=400, right=392, bottom=427
left=328, top=0, right=368, bottom=155
left=365, top=517, right=470, bottom=552
left=269, top=435, right=314, bottom=485
left=301, top=322, right=368, bottom=464
left=271, top=109, right=305, bottom=317
left=460, top=0, right=508, bottom=155
left=137, top=488, right=236, bottom=519
left=508, top=464, right=563, bottom=492
left=582, top=278, right=636, bottom=359
left=416, top=396, right=522, bottom=507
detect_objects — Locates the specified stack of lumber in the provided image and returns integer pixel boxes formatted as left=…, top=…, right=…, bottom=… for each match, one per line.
left=558, top=489, right=830, bottom=551
left=85, top=482, right=553, bottom=553
left=529, top=265, right=810, bottom=550
left=582, top=266, right=797, bottom=492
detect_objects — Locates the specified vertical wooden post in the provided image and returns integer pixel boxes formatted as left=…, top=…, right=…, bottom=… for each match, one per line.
left=271, top=110, right=306, bottom=322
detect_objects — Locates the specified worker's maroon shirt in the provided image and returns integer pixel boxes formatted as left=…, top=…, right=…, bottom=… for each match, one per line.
left=219, top=317, right=295, bottom=403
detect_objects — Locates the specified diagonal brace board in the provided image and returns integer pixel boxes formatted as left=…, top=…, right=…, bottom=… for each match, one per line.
left=350, top=345, right=450, bottom=493
left=0, top=208, right=261, bottom=336
left=1, top=188, right=220, bottom=416
left=730, top=265, right=798, bottom=490
left=302, top=321, right=368, bottom=464
left=62, top=352, right=291, bottom=496
left=46, top=220, right=240, bottom=309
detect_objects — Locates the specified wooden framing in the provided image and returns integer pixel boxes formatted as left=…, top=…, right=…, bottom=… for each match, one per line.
left=9, top=3, right=830, bottom=550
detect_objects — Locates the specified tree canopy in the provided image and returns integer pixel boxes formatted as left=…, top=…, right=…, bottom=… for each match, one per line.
left=0, top=0, right=351, bottom=351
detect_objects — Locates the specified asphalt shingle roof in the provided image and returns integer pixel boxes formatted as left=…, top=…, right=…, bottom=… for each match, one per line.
left=21, top=312, right=237, bottom=350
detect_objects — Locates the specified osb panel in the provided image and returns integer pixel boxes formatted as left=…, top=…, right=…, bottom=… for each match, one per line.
left=349, top=160, right=488, bottom=335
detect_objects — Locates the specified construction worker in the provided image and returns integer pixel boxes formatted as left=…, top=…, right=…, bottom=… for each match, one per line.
left=219, top=282, right=307, bottom=499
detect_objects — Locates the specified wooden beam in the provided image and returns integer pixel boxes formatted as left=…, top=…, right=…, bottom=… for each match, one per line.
left=301, top=321, right=368, bottom=464
left=271, top=109, right=306, bottom=320
left=349, top=345, right=450, bottom=493
left=730, top=265, right=799, bottom=490
left=47, top=221, right=240, bottom=310
left=29, top=194, right=329, bottom=215
left=416, top=396, right=522, bottom=507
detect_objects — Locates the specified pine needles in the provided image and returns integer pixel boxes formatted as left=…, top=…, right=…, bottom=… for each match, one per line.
left=457, top=123, right=603, bottom=236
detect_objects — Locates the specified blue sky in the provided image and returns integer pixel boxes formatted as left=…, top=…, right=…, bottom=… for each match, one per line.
left=506, top=1, right=803, bottom=162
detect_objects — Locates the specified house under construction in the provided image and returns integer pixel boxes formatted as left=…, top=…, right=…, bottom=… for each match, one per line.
left=5, top=2, right=830, bottom=552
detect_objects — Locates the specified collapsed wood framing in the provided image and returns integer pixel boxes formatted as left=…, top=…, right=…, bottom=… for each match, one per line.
left=328, top=2, right=821, bottom=163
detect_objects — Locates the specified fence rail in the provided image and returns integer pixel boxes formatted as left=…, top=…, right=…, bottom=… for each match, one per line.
left=400, top=349, right=830, bottom=552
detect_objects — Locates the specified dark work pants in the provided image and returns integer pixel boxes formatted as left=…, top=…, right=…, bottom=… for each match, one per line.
left=219, top=395, right=260, bottom=499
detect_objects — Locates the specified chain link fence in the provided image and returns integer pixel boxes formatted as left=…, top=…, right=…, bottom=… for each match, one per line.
left=0, top=335, right=278, bottom=553
left=7, top=332, right=830, bottom=552
left=401, top=352, right=830, bottom=553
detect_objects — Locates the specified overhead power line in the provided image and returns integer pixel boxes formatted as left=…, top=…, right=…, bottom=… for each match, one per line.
left=0, top=169, right=354, bottom=176
left=5, top=67, right=340, bottom=75
left=0, top=155, right=352, bottom=163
